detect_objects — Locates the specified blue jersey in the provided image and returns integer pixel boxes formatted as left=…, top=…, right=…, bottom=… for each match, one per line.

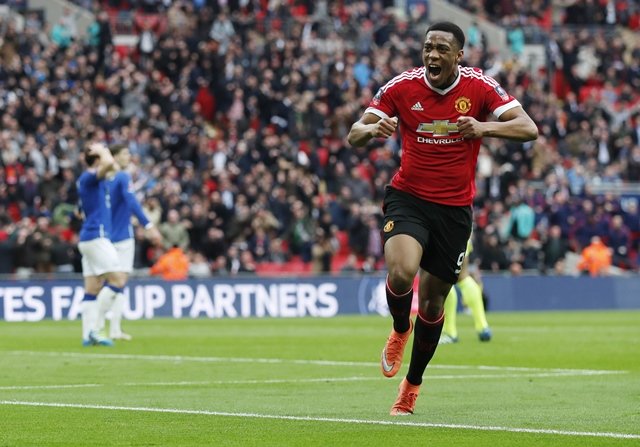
left=77, top=170, right=112, bottom=241
left=109, top=171, right=150, bottom=243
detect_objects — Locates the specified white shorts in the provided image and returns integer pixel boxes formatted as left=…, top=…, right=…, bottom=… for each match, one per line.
left=78, top=238, right=121, bottom=277
left=113, top=238, right=135, bottom=273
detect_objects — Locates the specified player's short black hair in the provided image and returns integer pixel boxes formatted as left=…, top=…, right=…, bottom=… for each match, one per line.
left=84, top=149, right=99, bottom=166
left=426, top=21, right=466, bottom=50
left=109, top=143, right=128, bottom=156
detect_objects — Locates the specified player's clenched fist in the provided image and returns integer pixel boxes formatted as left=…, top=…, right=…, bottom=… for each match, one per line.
left=372, top=116, right=398, bottom=139
left=456, top=116, right=485, bottom=139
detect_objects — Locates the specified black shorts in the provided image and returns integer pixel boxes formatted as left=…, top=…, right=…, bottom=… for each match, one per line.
left=381, top=186, right=472, bottom=284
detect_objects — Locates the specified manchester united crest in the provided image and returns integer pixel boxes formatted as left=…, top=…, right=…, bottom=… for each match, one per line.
left=454, top=96, right=472, bottom=114
left=383, top=221, right=394, bottom=233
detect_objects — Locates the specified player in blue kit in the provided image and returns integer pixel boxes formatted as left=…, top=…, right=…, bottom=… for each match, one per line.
left=76, top=143, right=127, bottom=346
left=99, top=144, right=160, bottom=340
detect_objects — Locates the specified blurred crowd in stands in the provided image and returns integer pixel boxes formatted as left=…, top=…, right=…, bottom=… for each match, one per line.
left=450, top=0, right=640, bottom=29
left=0, top=0, right=639, bottom=278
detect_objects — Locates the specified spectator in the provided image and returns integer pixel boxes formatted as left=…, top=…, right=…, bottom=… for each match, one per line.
left=466, top=21, right=483, bottom=49
left=507, top=26, right=525, bottom=56
left=267, top=238, right=288, bottom=264
left=577, top=236, right=612, bottom=277
left=607, top=215, right=635, bottom=270
left=287, top=201, right=315, bottom=263
left=239, top=250, right=257, bottom=274
left=142, top=197, right=162, bottom=228
left=184, top=201, right=211, bottom=253
left=506, top=195, right=535, bottom=240
left=541, top=225, right=570, bottom=274
left=0, top=227, right=15, bottom=274
left=159, top=209, right=190, bottom=251
left=340, top=253, right=360, bottom=273
left=188, top=250, right=212, bottom=278
left=479, top=233, right=510, bottom=272
left=95, top=10, right=113, bottom=68
left=150, top=244, right=190, bottom=280
left=365, top=212, right=383, bottom=262
left=361, top=254, right=379, bottom=274
left=622, top=200, right=640, bottom=233
left=346, top=203, right=368, bottom=258
left=201, top=227, right=227, bottom=262
left=51, top=232, right=79, bottom=273
left=50, top=18, right=73, bottom=49
left=208, top=9, right=234, bottom=54
left=210, top=255, right=228, bottom=275
left=248, top=226, right=271, bottom=263
left=59, top=7, right=79, bottom=41
left=311, top=228, right=335, bottom=273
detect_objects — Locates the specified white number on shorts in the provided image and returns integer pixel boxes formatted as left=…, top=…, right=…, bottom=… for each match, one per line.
left=454, top=251, right=465, bottom=274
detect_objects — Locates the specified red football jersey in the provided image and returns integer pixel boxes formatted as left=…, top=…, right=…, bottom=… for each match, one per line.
left=366, top=65, right=520, bottom=206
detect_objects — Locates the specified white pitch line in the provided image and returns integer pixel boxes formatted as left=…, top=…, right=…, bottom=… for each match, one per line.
left=0, top=369, right=625, bottom=392
left=122, top=381, right=212, bottom=386
left=0, top=379, right=372, bottom=391
left=124, top=377, right=371, bottom=386
left=4, top=351, right=625, bottom=376
left=1, top=400, right=638, bottom=440
left=121, top=370, right=623, bottom=385
left=0, top=384, right=101, bottom=391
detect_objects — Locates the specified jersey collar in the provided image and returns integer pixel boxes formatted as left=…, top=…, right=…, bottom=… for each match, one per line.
left=423, top=66, right=461, bottom=95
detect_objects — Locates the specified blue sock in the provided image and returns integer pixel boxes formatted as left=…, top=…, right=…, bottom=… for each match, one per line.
left=105, top=283, right=124, bottom=294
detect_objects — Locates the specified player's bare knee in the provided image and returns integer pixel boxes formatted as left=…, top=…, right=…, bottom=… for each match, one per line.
left=419, top=300, right=444, bottom=321
left=83, top=276, right=102, bottom=295
left=107, top=272, right=127, bottom=288
left=387, top=267, right=416, bottom=293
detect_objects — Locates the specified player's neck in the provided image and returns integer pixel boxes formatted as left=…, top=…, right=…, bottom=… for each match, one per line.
left=424, top=67, right=460, bottom=92
left=440, top=69, right=460, bottom=90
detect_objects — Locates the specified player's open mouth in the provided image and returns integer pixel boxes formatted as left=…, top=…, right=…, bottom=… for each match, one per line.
left=428, top=65, right=442, bottom=77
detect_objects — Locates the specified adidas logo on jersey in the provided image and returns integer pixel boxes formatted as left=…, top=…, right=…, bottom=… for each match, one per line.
left=411, top=102, right=424, bottom=111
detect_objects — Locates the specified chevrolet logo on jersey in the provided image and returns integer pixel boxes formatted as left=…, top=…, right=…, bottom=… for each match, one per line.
left=416, top=120, right=459, bottom=137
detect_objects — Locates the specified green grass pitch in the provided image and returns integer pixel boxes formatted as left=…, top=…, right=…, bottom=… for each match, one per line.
left=1, top=311, right=639, bottom=446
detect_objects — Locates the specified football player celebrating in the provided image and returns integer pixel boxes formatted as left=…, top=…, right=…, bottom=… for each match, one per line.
left=347, top=21, right=537, bottom=415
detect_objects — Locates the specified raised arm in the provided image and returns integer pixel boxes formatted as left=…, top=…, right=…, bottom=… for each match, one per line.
left=347, top=112, right=399, bottom=147
left=88, top=143, right=117, bottom=179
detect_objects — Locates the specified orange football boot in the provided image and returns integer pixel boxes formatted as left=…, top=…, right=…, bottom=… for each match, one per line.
left=380, top=320, right=413, bottom=378
left=390, top=378, right=420, bottom=416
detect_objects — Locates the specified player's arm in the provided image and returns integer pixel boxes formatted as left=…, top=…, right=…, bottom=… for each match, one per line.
left=122, top=179, right=163, bottom=241
left=347, top=112, right=398, bottom=147
left=457, top=106, right=538, bottom=142
left=121, top=175, right=151, bottom=227
left=75, top=201, right=85, bottom=221
left=128, top=195, right=155, bottom=231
